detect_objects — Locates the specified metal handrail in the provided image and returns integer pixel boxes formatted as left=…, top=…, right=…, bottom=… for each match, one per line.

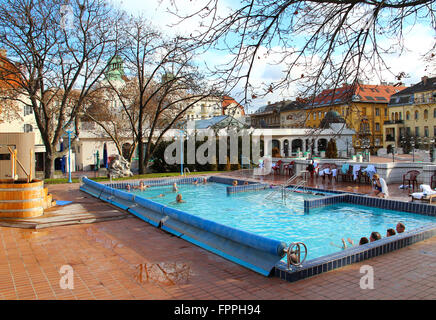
left=183, top=167, right=191, bottom=176
left=285, top=242, right=308, bottom=269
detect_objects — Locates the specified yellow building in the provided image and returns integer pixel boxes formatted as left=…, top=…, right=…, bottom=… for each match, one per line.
left=384, top=76, right=436, bottom=150
left=303, top=83, right=405, bottom=153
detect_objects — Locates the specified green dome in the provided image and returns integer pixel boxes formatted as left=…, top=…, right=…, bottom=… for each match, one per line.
left=105, top=56, right=125, bottom=81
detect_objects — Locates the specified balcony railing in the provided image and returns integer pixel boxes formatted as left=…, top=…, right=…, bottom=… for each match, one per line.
left=384, top=120, right=404, bottom=125
left=386, top=135, right=395, bottom=142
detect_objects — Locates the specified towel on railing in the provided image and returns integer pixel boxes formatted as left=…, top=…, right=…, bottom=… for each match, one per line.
left=353, top=165, right=361, bottom=181
left=341, top=163, right=349, bottom=174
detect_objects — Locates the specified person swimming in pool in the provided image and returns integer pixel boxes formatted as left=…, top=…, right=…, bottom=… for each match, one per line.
left=396, top=222, right=405, bottom=233
left=386, top=228, right=396, bottom=237
left=150, top=194, right=165, bottom=199
left=232, top=180, right=238, bottom=186
left=193, top=179, right=198, bottom=185
left=125, top=184, right=131, bottom=192
left=135, top=181, right=150, bottom=191
left=332, top=237, right=369, bottom=249
left=369, top=231, right=382, bottom=242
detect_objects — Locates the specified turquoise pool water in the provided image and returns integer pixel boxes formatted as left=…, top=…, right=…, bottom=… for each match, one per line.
left=131, top=182, right=436, bottom=260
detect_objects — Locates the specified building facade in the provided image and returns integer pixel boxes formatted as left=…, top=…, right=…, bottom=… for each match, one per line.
left=384, top=76, right=436, bottom=150
left=304, top=83, right=406, bottom=153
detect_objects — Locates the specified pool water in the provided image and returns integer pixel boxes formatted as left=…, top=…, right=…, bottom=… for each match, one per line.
left=131, top=182, right=436, bottom=260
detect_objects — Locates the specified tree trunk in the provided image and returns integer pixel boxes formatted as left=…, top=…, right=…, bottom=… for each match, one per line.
left=138, top=133, right=145, bottom=174
left=44, top=151, right=55, bottom=179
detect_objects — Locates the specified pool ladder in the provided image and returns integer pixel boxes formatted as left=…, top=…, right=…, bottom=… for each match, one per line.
left=183, top=167, right=191, bottom=176
left=285, top=242, right=308, bottom=269
left=266, top=173, right=307, bottom=203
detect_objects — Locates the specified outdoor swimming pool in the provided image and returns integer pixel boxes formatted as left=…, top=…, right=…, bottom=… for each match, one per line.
left=131, top=182, right=436, bottom=261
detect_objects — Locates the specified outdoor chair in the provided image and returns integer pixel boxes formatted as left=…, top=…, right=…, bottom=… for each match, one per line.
left=317, top=163, right=331, bottom=181
left=410, top=184, right=436, bottom=203
left=403, top=170, right=420, bottom=192
left=283, top=161, right=295, bottom=176
left=358, top=167, right=371, bottom=184
left=431, top=172, right=436, bottom=189
left=328, top=164, right=338, bottom=182
left=339, top=164, right=353, bottom=182
left=272, top=160, right=282, bottom=175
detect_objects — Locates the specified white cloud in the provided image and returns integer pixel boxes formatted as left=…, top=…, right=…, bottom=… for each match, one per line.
left=110, top=1, right=436, bottom=110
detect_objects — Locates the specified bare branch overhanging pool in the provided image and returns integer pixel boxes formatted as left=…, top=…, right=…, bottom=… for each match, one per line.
left=80, top=176, right=436, bottom=281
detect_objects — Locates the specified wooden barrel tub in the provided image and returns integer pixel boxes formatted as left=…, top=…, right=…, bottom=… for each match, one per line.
left=0, top=179, right=44, bottom=218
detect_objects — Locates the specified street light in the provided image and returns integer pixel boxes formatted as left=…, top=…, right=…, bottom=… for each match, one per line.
left=60, top=129, right=78, bottom=183
left=392, top=146, right=395, bottom=162
left=362, top=137, right=370, bottom=162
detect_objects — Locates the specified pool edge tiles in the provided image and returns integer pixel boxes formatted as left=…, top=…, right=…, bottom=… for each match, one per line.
left=80, top=176, right=436, bottom=282
left=274, top=224, right=436, bottom=283
left=80, top=177, right=287, bottom=277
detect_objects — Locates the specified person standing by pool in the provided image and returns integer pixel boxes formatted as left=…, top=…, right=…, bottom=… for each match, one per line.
left=173, top=183, right=178, bottom=192
left=372, top=174, right=389, bottom=198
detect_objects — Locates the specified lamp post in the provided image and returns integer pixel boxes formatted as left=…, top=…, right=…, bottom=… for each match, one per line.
left=392, top=146, right=395, bottom=162
left=411, top=139, right=415, bottom=162
left=60, top=129, right=77, bottom=183
left=179, top=129, right=184, bottom=176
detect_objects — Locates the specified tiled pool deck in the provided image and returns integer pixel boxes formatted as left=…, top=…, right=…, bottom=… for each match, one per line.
left=0, top=180, right=434, bottom=300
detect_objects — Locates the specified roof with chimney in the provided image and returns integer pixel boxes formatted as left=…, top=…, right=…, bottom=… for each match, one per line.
left=309, top=83, right=406, bottom=108
left=388, top=76, right=436, bottom=106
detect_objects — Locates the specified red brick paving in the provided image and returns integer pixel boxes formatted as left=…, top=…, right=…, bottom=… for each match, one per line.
left=0, top=184, right=434, bottom=300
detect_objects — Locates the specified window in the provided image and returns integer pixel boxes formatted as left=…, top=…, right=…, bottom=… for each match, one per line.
left=415, top=110, right=419, bottom=120
left=415, top=127, right=420, bottom=137
left=399, top=112, right=402, bottom=120
left=406, top=111, right=410, bottom=120
left=0, top=154, right=11, bottom=160
left=24, top=124, right=33, bottom=133
left=375, top=108, right=380, bottom=116
left=424, top=109, right=429, bottom=120
left=24, top=105, right=32, bottom=116
left=384, top=108, right=387, bottom=116
left=313, top=113, right=316, bottom=120
left=424, top=126, right=429, bottom=137
left=433, top=109, right=436, bottom=118
left=434, top=126, right=436, bottom=137
left=375, top=123, right=380, bottom=131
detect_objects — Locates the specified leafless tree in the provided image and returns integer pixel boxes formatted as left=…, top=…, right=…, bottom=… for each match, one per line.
left=0, top=0, right=122, bottom=178
left=106, top=15, right=217, bottom=174
left=170, top=0, right=435, bottom=108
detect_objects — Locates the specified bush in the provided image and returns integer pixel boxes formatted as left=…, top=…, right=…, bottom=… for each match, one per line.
left=325, top=139, right=338, bottom=158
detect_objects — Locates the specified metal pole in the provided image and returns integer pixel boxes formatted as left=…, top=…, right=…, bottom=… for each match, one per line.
left=67, top=130, right=72, bottom=183
left=180, top=130, right=184, bottom=176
